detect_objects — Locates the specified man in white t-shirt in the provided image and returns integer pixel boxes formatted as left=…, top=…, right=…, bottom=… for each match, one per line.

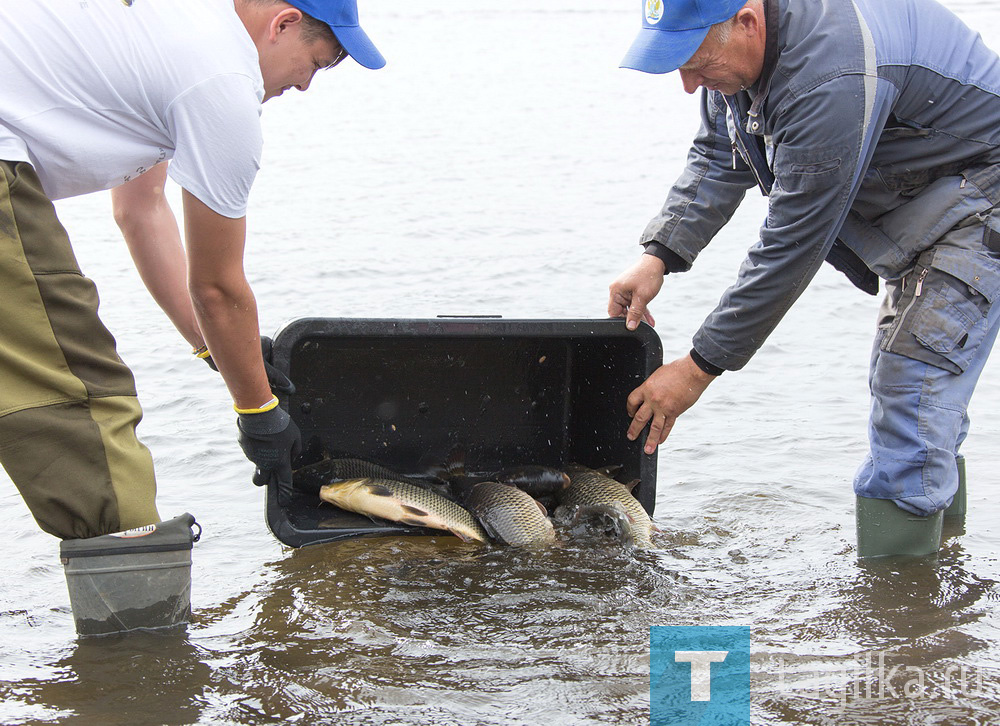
left=0, top=0, right=382, bottom=564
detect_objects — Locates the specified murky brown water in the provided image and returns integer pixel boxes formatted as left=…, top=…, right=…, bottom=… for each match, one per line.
left=2, top=1, right=1000, bottom=724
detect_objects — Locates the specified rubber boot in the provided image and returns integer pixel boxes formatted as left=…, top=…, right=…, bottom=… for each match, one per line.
left=856, top=497, right=943, bottom=559
left=60, top=513, right=201, bottom=637
left=944, top=454, right=967, bottom=519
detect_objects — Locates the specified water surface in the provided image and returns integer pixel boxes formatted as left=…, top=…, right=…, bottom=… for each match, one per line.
left=2, top=2, right=999, bottom=724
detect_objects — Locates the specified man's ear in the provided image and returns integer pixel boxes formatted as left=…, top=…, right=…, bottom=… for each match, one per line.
left=734, top=5, right=762, bottom=39
left=267, top=7, right=304, bottom=42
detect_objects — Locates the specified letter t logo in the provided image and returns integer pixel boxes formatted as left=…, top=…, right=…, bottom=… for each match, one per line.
left=674, top=650, right=728, bottom=701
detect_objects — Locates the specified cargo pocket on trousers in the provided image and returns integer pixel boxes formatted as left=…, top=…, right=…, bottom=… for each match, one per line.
left=884, top=248, right=1000, bottom=374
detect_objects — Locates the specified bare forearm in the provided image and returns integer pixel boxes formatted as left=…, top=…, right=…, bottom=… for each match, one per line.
left=190, top=281, right=271, bottom=408
left=182, top=189, right=271, bottom=410
left=123, top=207, right=203, bottom=348
left=112, top=165, right=204, bottom=348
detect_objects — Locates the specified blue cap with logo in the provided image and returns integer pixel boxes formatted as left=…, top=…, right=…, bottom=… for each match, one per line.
left=621, top=0, right=747, bottom=74
left=287, top=0, right=385, bottom=70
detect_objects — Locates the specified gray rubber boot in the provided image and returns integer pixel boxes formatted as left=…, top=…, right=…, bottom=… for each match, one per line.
left=60, top=513, right=200, bottom=637
left=944, top=454, right=967, bottom=519
left=856, top=497, right=943, bottom=559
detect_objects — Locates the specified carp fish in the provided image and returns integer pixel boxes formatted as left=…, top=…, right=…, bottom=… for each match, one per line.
left=559, top=465, right=655, bottom=549
left=319, top=476, right=488, bottom=543
left=462, top=481, right=556, bottom=546
left=494, top=465, right=571, bottom=503
left=294, top=457, right=449, bottom=496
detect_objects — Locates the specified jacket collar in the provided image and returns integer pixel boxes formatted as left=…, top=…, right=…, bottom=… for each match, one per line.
left=745, top=0, right=779, bottom=134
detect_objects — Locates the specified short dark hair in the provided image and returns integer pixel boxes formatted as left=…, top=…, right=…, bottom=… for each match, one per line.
left=299, top=10, right=338, bottom=46
left=245, top=0, right=343, bottom=50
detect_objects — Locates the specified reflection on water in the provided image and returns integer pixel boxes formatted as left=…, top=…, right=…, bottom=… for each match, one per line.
left=2, top=0, right=1000, bottom=724
left=761, top=541, right=1000, bottom=725
left=6, top=521, right=997, bottom=725
left=13, top=634, right=211, bottom=726
left=191, top=536, right=679, bottom=725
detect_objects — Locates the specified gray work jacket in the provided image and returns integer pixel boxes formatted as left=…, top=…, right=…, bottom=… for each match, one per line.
left=642, top=0, right=1000, bottom=371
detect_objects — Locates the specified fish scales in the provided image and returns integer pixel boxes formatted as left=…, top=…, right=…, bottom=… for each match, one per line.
left=319, top=477, right=488, bottom=543
left=464, top=481, right=556, bottom=546
left=294, top=457, right=453, bottom=498
left=560, top=466, right=654, bottom=548
left=306, top=457, right=421, bottom=483
left=327, top=458, right=414, bottom=481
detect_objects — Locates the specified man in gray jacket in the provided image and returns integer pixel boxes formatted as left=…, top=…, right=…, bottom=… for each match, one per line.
left=609, top=0, right=1000, bottom=556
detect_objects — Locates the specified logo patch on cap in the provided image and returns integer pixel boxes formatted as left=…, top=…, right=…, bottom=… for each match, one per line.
left=645, top=0, right=664, bottom=24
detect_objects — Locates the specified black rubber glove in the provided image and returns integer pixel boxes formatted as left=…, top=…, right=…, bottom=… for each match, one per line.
left=258, top=336, right=295, bottom=395
left=237, top=404, right=302, bottom=488
left=196, top=336, right=295, bottom=396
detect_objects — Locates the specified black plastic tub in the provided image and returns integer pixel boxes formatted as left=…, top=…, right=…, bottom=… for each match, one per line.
left=265, top=317, right=663, bottom=547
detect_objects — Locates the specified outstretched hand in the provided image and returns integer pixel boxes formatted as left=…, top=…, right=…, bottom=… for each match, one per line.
left=608, top=254, right=666, bottom=330
left=627, top=354, right=716, bottom=454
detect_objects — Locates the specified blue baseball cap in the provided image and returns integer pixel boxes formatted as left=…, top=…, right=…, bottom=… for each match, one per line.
left=287, top=0, right=386, bottom=70
left=621, top=0, right=747, bottom=74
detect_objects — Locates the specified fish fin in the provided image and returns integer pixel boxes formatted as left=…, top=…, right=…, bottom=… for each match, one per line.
left=416, top=463, right=450, bottom=483
left=444, top=444, right=467, bottom=478
left=401, top=504, right=430, bottom=517
left=479, top=519, right=501, bottom=543
left=450, top=526, right=487, bottom=544
left=464, top=506, right=499, bottom=542
left=624, top=478, right=640, bottom=492
left=535, top=496, right=557, bottom=513
left=534, top=499, right=548, bottom=516
left=366, top=483, right=395, bottom=497
left=399, top=516, right=429, bottom=527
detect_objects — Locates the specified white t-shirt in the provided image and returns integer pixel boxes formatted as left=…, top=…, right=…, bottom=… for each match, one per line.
left=0, top=0, right=264, bottom=218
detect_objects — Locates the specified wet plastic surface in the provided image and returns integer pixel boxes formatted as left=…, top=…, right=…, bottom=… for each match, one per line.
left=60, top=513, right=199, bottom=636
left=266, top=318, right=662, bottom=547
